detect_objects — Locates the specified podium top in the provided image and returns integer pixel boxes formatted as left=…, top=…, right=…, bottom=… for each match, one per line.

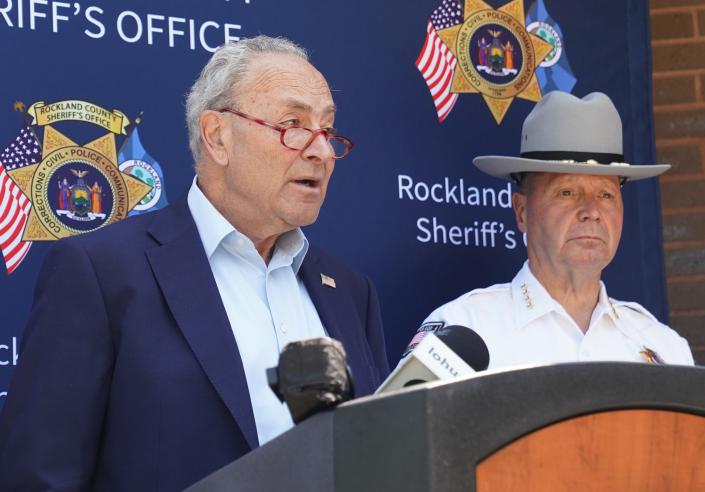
left=335, top=362, right=705, bottom=492
left=186, top=363, right=705, bottom=492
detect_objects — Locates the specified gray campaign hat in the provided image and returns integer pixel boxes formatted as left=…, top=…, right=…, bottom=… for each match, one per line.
left=473, top=91, right=670, bottom=182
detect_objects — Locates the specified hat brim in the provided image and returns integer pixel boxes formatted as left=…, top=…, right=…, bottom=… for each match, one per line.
left=473, top=156, right=670, bottom=182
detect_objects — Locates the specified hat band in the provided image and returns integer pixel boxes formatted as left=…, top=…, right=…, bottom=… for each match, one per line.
left=520, top=150, right=625, bottom=164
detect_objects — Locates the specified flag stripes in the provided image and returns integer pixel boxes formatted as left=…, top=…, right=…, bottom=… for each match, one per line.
left=0, top=166, right=31, bottom=274
left=415, top=20, right=459, bottom=122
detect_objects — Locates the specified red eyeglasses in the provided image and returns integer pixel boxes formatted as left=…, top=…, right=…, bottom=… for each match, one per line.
left=218, top=108, right=354, bottom=159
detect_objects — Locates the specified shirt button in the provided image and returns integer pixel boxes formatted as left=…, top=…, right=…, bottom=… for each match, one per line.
left=237, top=238, right=245, bottom=247
left=280, top=323, right=288, bottom=333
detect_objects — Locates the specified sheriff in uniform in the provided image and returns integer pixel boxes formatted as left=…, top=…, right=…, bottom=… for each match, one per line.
left=413, top=92, right=694, bottom=368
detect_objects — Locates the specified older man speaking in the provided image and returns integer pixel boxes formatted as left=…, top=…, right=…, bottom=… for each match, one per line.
left=406, top=92, right=693, bottom=368
left=0, top=36, right=389, bottom=491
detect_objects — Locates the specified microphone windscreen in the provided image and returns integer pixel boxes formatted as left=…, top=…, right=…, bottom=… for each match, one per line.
left=268, top=337, right=353, bottom=423
left=434, top=325, right=490, bottom=371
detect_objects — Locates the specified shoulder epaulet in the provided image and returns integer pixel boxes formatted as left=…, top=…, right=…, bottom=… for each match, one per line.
left=611, top=299, right=659, bottom=324
left=465, top=282, right=509, bottom=297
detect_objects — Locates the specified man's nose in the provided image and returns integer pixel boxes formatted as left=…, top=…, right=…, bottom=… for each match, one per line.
left=301, top=131, right=334, bottom=162
left=577, top=196, right=601, bottom=221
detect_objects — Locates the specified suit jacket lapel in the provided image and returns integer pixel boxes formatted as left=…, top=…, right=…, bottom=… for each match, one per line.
left=145, top=198, right=259, bottom=450
left=300, top=250, right=375, bottom=395
left=299, top=252, right=340, bottom=339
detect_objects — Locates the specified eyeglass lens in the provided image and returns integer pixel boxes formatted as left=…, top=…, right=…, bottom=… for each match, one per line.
left=282, top=128, right=349, bottom=158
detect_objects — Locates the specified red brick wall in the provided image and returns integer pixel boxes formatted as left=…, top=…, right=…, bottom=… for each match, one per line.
left=651, top=0, right=705, bottom=363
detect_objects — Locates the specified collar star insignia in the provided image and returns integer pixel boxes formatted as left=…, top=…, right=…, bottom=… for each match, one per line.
left=437, top=0, right=553, bottom=123
left=520, top=282, right=534, bottom=309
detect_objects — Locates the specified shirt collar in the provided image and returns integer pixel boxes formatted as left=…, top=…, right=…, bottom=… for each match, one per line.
left=187, top=177, right=309, bottom=273
left=187, top=177, right=234, bottom=259
left=511, top=261, right=556, bottom=328
left=511, top=261, right=617, bottom=330
left=270, top=228, right=309, bottom=273
left=589, top=281, right=618, bottom=327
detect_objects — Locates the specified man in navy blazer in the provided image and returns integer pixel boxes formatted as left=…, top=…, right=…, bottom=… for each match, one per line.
left=0, top=36, right=389, bottom=491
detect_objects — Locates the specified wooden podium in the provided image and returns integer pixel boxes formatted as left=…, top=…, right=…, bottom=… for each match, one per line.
left=185, top=363, right=705, bottom=492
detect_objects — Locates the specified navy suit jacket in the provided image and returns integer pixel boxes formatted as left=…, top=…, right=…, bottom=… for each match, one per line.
left=0, top=197, right=389, bottom=491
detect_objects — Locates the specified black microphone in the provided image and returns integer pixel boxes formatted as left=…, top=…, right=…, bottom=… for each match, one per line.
left=267, top=337, right=354, bottom=423
left=375, top=325, right=489, bottom=394
left=433, top=325, right=489, bottom=371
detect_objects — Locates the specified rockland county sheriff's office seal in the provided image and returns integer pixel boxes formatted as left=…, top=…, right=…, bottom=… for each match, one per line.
left=437, top=0, right=553, bottom=123
left=119, top=159, right=163, bottom=213
left=7, top=101, right=151, bottom=240
left=526, top=20, right=562, bottom=68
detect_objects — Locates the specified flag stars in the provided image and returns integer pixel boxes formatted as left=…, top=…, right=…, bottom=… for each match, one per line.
left=1, top=125, right=41, bottom=170
left=430, top=0, right=462, bottom=30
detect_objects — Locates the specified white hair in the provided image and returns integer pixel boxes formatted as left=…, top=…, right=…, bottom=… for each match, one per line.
left=185, top=35, right=308, bottom=163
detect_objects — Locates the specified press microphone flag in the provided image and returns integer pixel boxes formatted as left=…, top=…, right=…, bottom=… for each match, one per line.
left=375, top=325, right=489, bottom=394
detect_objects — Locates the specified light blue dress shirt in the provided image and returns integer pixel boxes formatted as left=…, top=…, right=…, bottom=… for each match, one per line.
left=187, top=179, right=327, bottom=445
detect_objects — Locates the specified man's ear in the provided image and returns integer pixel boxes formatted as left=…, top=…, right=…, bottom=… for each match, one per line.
left=199, top=111, right=230, bottom=166
left=512, top=191, right=528, bottom=233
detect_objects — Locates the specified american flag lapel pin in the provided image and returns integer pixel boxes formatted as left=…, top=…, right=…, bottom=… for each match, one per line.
left=320, top=273, right=336, bottom=289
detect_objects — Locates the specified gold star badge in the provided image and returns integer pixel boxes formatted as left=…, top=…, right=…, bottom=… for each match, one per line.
left=437, top=0, right=553, bottom=123
left=8, top=126, right=151, bottom=241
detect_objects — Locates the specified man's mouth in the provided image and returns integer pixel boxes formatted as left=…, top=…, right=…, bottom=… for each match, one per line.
left=293, top=178, right=320, bottom=188
left=570, top=235, right=606, bottom=244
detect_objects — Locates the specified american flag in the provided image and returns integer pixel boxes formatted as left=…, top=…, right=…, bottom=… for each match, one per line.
left=416, top=2, right=464, bottom=122
left=0, top=125, right=40, bottom=274
left=401, top=321, right=444, bottom=357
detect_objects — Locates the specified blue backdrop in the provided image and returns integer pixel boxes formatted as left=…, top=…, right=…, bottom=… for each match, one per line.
left=0, top=0, right=665, bottom=411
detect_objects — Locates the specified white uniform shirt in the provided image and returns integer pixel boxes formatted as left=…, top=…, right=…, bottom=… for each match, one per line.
left=416, top=262, right=694, bottom=369
left=187, top=179, right=327, bottom=445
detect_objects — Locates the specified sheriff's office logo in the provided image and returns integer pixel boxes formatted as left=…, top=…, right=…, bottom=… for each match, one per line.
left=9, top=125, right=150, bottom=240
left=0, top=99, right=167, bottom=274
left=438, top=0, right=552, bottom=123
left=27, top=100, right=130, bottom=134
left=119, top=159, right=163, bottom=213
left=416, top=0, right=553, bottom=124
left=526, top=21, right=561, bottom=68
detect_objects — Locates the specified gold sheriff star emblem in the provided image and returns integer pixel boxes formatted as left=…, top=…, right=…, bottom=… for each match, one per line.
left=437, top=0, right=553, bottom=123
left=8, top=126, right=151, bottom=240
